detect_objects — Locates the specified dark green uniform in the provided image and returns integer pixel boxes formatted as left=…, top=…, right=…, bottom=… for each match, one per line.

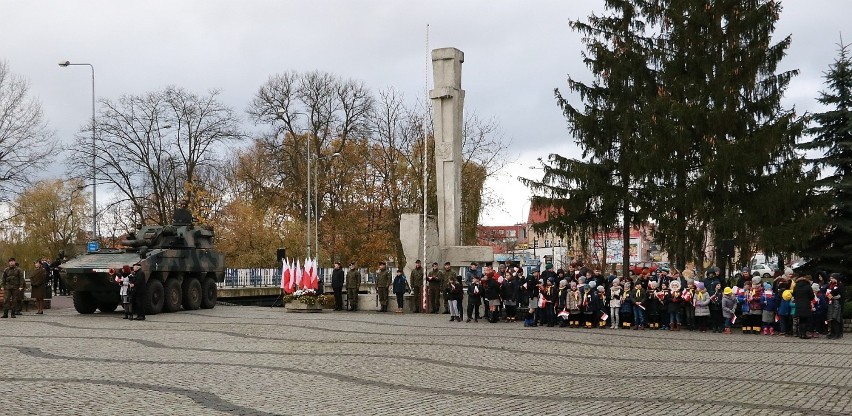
left=426, top=267, right=442, bottom=313
left=2, top=266, right=24, bottom=318
left=439, top=267, right=453, bottom=313
left=409, top=266, right=424, bottom=313
left=345, top=268, right=361, bottom=311
left=375, top=268, right=391, bottom=312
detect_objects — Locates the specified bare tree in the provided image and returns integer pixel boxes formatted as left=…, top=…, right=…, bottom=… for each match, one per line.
left=247, top=71, right=374, bottom=216
left=0, top=61, right=57, bottom=201
left=68, top=86, right=244, bottom=226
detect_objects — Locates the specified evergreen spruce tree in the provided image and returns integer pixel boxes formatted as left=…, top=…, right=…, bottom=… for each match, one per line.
left=524, top=0, right=656, bottom=278
left=799, top=41, right=852, bottom=277
left=642, top=0, right=814, bottom=272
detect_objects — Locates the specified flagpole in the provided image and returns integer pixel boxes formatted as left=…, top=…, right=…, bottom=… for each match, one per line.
left=421, top=23, right=430, bottom=313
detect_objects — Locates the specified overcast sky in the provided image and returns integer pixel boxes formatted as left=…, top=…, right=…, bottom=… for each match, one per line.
left=1, top=0, right=850, bottom=226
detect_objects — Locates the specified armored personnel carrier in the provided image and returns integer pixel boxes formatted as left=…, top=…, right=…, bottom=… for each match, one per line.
left=60, top=212, right=225, bottom=315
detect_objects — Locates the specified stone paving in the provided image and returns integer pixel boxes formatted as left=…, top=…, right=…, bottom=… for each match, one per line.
left=1, top=299, right=850, bottom=415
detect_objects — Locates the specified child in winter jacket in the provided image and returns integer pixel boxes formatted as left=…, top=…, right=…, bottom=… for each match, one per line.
left=736, top=285, right=750, bottom=334
left=620, top=281, right=634, bottom=329
left=777, top=289, right=793, bottom=336
left=826, top=288, right=844, bottom=339
left=566, top=281, right=582, bottom=328
left=646, top=281, right=661, bottom=329
left=721, top=287, right=736, bottom=334
left=609, top=282, right=623, bottom=329
left=811, top=287, right=828, bottom=337
left=760, top=283, right=778, bottom=335
left=693, top=282, right=711, bottom=332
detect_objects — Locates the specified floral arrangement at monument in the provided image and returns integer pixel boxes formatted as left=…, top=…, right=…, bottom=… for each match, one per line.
left=283, top=288, right=319, bottom=305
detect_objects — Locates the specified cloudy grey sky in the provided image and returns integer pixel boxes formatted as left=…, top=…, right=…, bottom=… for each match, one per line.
left=1, top=0, right=850, bottom=226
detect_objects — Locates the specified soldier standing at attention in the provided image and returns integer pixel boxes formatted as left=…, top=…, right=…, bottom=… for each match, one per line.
left=409, top=260, right=424, bottom=313
left=427, top=262, right=441, bottom=313
left=2, top=258, right=24, bottom=318
left=345, top=262, right=361, bottom=311
left=331, top=262, right=345, bottom=311
left=375, top=262, right=391, bottom=313
left=130, top=263, right=146, bottom=321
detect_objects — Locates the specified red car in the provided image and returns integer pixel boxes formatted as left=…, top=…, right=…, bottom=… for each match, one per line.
left=630, top=262, right=658, bottom=276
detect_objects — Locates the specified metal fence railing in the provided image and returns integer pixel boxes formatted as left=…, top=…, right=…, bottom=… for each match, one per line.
left=217, top=267, right=400, bottom=288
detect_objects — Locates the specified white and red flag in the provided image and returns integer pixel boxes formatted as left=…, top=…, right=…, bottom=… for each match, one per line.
left=295, top=259, right=303, bottom=289
left=281, top=258, right=290, bottom=293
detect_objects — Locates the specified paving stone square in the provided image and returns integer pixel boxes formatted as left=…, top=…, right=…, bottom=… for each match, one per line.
left=1, top=299, right=850, bottom=415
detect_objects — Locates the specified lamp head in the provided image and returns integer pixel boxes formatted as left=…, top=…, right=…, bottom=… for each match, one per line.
left=58, top=60, right=70, bottom=67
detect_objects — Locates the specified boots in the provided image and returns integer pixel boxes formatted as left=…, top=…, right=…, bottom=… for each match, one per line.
left=1, top=310, right=7, bottom=318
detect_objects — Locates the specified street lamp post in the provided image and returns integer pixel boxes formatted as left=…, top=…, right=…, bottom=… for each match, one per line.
left=58, top=61, right=97, bottom=244
left=314, top=152, right=340, bottom=265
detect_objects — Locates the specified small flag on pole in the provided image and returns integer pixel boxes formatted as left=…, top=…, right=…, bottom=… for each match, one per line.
left=600, top=312, right=609, bottom=322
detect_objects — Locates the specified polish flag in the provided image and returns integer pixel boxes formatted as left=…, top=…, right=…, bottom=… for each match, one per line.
left=280, top=258, right=290, bottom=293
left=302, top=258, right=311, bottom=289
left=312, top=257, right=319, bottom=290
left=286, top=259, right=296, bottom=293
left=305, top=257, right=318, bottom=290
left=600, top=312, right=609, bottom=322
left=295, top=259, right=303, bottom=289
left=304, top=257, right=313, bottom=289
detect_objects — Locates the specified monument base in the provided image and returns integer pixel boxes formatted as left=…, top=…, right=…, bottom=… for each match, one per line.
left=286, top=301, right=323, bottom=313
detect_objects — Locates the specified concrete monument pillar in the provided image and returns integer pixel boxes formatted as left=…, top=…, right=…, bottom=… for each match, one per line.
left=400, top=47, right=491, bottom=281
left=430, top=47, right=465, bottom=248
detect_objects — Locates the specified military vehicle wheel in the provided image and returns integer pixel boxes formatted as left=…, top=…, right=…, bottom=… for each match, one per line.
left=144, top=279, right=165, bottom=315
left=72, top=291, right=98, bottom=314
left=98, top=303, right=119, bottom=313
left=182, top=278, right=202, bottom=310
left=163, top=278, right=183, bottom=313
left=201, top=277, right=217, bottom=309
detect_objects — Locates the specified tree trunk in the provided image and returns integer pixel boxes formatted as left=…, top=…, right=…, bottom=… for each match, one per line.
left=622, top=201, right=630, bottom=280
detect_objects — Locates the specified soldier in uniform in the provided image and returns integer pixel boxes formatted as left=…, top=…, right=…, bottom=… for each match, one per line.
left=130, top=262, right=146, bottom=321
left=2, top=258, right=25, bottom=318
left=440, top=262, right=453, bottom=314
left=345, top=262, right=361, bottom=311
left=426, top=262, right=442, bottom=313
left=331, top=262, right=345, bottom=311
left=409, top=260, right=424, bottom=313
left=375, top=262, right=391, bottom=312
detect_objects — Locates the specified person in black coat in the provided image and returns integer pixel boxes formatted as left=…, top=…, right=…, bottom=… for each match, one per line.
left=483, top=268, right=502, bottom=323
left=466, top=276, right=482, bottom=322
left=524, top=270, right=541, bottom=326
left=330, top=262, right=345, bottom=311
left=501, top=273, right=520, bottom=322
left=793, top=277, right=815, bottom=339
left=130, top=263, right=147, bottom=321
left=392, top=270, right=410, bottom=313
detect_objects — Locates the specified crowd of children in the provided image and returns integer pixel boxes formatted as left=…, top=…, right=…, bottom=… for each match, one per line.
left=464, top=264, right=845, bottom=340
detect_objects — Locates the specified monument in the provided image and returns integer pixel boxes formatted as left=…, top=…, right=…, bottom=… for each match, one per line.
left=401, top=47, right=493, bottom=284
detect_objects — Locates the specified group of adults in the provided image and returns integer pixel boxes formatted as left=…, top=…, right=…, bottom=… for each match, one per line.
left=1, top=257, right=54, bottom=317
left=107, top=263, right=147, bottom=320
